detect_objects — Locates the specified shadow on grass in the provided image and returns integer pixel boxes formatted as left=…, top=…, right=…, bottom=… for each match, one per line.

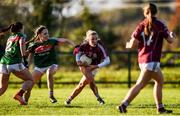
left=33, top=101, right=106, bottom=109
left=173, top=113, right=180, bottom=115
left=129, top=104, right=180, bottom=108
left=63, top=105, right=83, bottom=108
left=34, top=104, right=83, bottom=108
left=63, top=104, right=105, bottom=109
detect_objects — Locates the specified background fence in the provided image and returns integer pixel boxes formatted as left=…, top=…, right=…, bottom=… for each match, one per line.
left=27, top=51, right=180, bottom=88
left=8, top=51, right=180, bottom=88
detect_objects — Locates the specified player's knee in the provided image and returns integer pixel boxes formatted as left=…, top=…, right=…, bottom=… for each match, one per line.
left=79, top=82, right=86, bottom=89
left=26, top=80, right=34, bottom=88
left=30, top=77, right=35, bottom=84
left=155, top=80, right=163, bottom=86
left=28, top=76, right=34, bottom=85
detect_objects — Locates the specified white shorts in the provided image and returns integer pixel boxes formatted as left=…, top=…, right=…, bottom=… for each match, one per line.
left=0, top=63, right=26, bottom=74
left=34, top=64, right=58, bottom=74
left=139, top=62, right=160, bottom=72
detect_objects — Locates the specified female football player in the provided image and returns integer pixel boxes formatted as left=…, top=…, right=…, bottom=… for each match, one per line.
left=0, top=22, right=34, bottom=105
left=65, top=30, right=110, bottom=105
left=117, top=3, right=176, bottom=114
left=25, top=25, right=75, bottom=103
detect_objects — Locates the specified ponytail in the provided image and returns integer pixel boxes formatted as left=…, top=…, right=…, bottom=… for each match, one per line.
left=26, top=25, right=46, bottom=45
left=144, top=17, right=153, bottom=36
left=0, top=24, right=13, bottom=35
left=0, top=22, right=23, bottom=36
left=26, top=36, right=38, bottom=45
left=143, top=3, right=157, bottom=36
left=11, top=22, right=23, bottom=33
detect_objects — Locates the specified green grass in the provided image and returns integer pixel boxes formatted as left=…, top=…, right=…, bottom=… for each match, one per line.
left=0, top=87, right=180, bottom=115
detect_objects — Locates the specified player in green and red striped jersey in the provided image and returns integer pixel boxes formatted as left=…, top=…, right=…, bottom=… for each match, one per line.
left=0, top=22, right=34, bottom=105
left=25, top=25, right=75, bottom=103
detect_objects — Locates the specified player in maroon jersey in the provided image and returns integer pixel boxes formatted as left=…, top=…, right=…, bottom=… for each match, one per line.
left=117, top=3, right=176, bottom=114
left=65, top=30, right=110, bottom=105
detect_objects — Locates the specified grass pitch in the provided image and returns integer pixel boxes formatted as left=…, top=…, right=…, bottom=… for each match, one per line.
left=0, top=87, right=180, bottom=115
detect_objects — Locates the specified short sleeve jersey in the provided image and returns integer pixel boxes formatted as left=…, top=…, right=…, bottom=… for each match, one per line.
left=79, top=42, right=108, bottom=65
left=132, top=17, right=170, bottom=63
left=27, top=38, right=58, bottom=68
left=0, top=32, right=26, bottom=64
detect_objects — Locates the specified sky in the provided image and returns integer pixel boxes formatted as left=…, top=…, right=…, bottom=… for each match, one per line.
left=61, top=0, right=179, bottom=17
left=62, top=0, right=124, bottom=17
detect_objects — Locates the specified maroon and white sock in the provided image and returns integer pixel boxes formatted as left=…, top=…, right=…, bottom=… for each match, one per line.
left=17, top=89, right=25, bottom=97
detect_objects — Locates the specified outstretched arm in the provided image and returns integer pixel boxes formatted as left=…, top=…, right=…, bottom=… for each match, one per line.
left=58, top=38, right=75, bottom=47
left=126, top=37, right=139, bottom=49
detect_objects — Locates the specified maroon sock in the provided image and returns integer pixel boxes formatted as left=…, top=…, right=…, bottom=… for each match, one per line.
left=17, top=89, right=25, bottom=97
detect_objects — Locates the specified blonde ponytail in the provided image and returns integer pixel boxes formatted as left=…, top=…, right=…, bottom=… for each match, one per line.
left=143, top=3, right=157, bottom=36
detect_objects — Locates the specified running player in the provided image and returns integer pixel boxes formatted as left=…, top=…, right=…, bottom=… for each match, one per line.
left=25, top=25, right=75, bottom=103
left=117, top=3, right=176, bottom=114
left=65, top=30, right=110, bottom=105
left=0, top=22, right=34, bottom=105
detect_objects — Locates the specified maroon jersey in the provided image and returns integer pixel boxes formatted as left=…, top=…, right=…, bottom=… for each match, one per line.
left=78, top=42, right=108, bottom=65
left=132, top=17, right=170, bottom=63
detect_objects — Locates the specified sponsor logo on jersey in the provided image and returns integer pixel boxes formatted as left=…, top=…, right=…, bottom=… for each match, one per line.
left=35, top=44, right=52, bottom=53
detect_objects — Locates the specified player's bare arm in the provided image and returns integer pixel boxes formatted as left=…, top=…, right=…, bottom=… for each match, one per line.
left=58, top=38, right=75, bottom=46
left=126, top=37, right=139, bottom=49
